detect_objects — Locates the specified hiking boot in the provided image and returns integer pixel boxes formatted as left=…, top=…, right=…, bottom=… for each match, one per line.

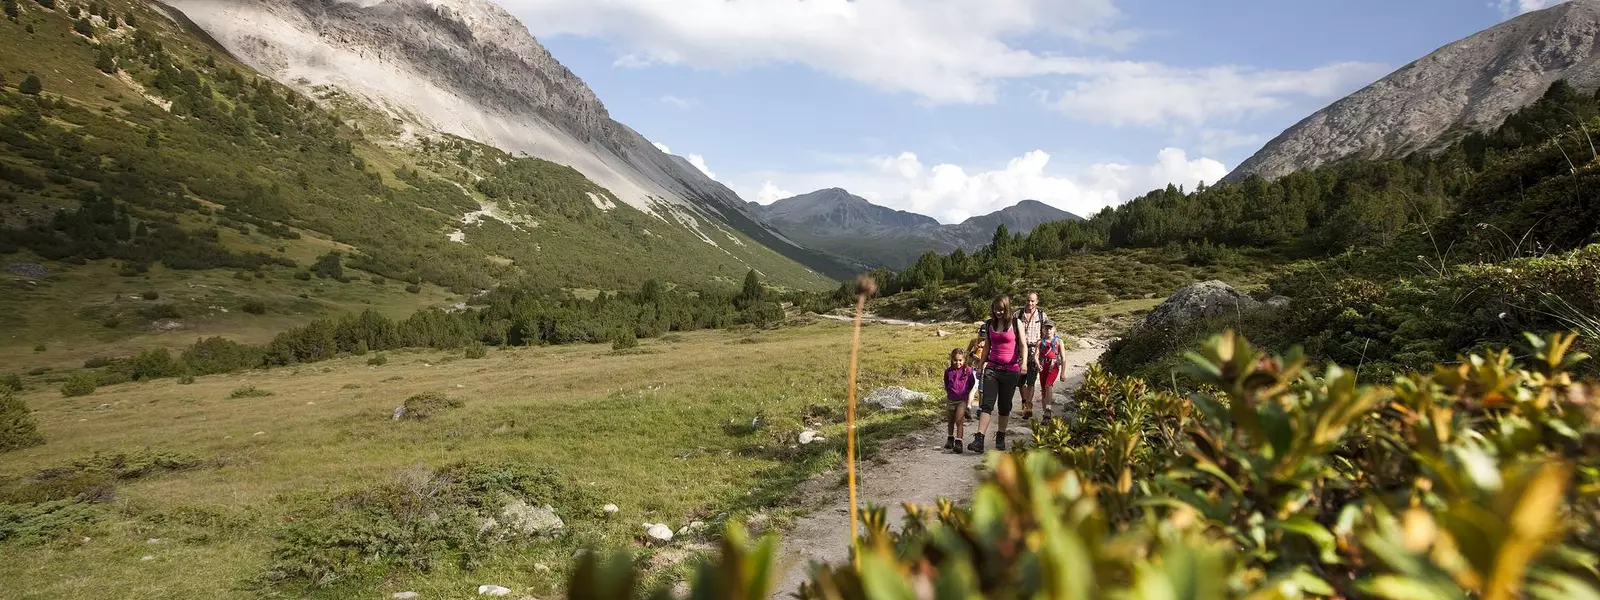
left=944, top=436, right=957, bottom=450
left=966, top=433, right=985, bottom=453
left=953, top=441, right=964, bottom=454
left=995, top=432, right=1008, bottom=451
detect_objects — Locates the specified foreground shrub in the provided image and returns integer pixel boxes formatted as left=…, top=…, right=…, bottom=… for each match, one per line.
left=0, top=373, right=22, bottom=392
left=463, top=343, right=487, bottom=359
left=0, top=391, right=44, bottom=453
left=0, top=451, right=206, bottom=544
left=59, top=372, right=98, bottom=397
left=565, top=330, right=1600, bottom=599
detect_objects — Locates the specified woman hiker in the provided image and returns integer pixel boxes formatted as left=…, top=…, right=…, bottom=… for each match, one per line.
left=967, top=294, right=1030, bottom=453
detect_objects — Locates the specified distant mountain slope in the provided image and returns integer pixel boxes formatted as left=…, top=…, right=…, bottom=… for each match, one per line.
left=1227, top=0, right=1600, bottom=182
left=752, top=190, right=1081, bottom=269
left=162, top=0, right=855, bottom=280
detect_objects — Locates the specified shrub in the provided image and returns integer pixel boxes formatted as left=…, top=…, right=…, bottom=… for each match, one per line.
left=354, top=340, right=369, bottom=356
left=32, top=344, right=44, bottom=352
left=395, top=392, right=461, bottom=420
left=405, top=283, right=421, bottom=294
left=141, top=290, right=159, bottom=300
left=366, top=353, right=388, bottom=366
left=0, top=373, right=22, bottom=392
left=101, top=316, right=120, bottom=329
left=609, top=330, right=638, bottom=351
left=259, top=463, right=591, bottom=587
left=181, top=337, right=264, bottom=375
left=138, top=304, right=182, bottom=320
left=18, top=74, right=41, bottom=96
left=0, top=391, right=44, bottom=453
left=293, top=271, right=312, bottom=281
left=82, top=357, right=110, bottom=369
left=25, top=367, right=48, bottom=376
left=123, top=348, right=179, bottom=380
left=241, top=299, right=267, bottom=315
left=59, top=372, right=98, bottom=397
left=463, top=343, right=487, bottom=359
left=229, top=386, right=273, bottom=399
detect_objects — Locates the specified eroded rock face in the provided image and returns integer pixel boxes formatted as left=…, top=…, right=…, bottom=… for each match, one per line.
left=1136, top=281, right=1261, bottom=332
left=1228, top=1, right=1600, bottom=182
left=162, top=0, right=854, bottom=279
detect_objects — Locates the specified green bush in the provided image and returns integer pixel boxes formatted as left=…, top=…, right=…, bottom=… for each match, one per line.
left=141, top=290, right=159, bottom=300
left=241, top=298, right=267, bottom=315
left=396, top=392, right=461, bottom=420
left=404, top=283, right=421, bottom=294
left=366, top=353, right=388, bottom=366
left=259, top=463, right=591, bottom=588
left=139, top=303, right=182, bottom=320
left=0, top=391, right=44, bottom=453
left=0, top=373, right=22, bottom=392
left=32, top=344, right=44, bottom=353
left=463, top=343, right=487, bottom=359
left=82, top=357, right=110, bottom=369
left=59, top=372, right=98, bottom=397
left=228, top=386, right=273, bottom=399
left=610, top=330, right=638, bottom=351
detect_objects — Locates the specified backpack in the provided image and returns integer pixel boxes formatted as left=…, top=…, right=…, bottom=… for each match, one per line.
left=978, top=318, right=1025, bottom=370
left=1038, top=335, right=1061, bottom=368
left=1015, top=308, right=1049, bottom=343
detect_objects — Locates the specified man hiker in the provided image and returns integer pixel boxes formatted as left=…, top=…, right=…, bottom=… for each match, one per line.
left=1014, top=291, right=1048, bottom=421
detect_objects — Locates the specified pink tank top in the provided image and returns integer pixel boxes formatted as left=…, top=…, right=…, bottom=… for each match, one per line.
left=986, top=326, right=1020, bottom=372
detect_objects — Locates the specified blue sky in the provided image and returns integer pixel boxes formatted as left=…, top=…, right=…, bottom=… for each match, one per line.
left=504, top=0, right=1560, bottom=223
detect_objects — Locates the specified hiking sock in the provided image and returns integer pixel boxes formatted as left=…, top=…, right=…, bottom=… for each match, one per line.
left=995, top=431, right=1008, bottom=451
left=966, top=433, right=985, bottom=453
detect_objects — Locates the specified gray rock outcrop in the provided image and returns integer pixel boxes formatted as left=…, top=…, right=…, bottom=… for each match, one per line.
left=1136, top=281, right=1261, bottom=332
left=1228, top=1, right=1600, bottom=182
left=864, top=387, right=929, bottom=410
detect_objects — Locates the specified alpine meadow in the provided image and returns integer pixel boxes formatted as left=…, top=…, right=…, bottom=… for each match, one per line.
left=3, top=1, right=1600, bottom=600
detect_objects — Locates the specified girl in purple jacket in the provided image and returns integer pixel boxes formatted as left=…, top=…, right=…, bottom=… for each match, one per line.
left=943, top=347, right=977, bottom=453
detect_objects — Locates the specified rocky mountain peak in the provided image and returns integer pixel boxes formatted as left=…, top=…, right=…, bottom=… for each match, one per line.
left=1227, top=0, right=1600, bottom=182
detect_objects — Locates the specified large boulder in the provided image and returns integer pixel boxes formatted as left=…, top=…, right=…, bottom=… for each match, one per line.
left=1136, top=281, right=1262, bottom=332
left=864, top=387, right=928, bottom=410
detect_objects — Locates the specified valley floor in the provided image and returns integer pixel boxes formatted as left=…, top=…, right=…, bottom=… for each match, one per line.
left=0, top=319, right=959, bottom=599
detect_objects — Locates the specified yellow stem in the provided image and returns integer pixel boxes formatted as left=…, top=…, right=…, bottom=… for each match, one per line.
left=846, top=293, right=865, bottom=554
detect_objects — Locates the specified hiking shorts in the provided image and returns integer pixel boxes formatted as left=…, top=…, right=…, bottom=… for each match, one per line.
left=1040, top=364, right=1061, bottom=387
left=979, top=369, right=1023, bottom=416
left=1020, top=362, right=1039, bottom=386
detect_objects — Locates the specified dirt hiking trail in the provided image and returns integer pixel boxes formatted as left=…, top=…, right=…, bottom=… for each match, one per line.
left=769, top=336, right=1109, bottom=599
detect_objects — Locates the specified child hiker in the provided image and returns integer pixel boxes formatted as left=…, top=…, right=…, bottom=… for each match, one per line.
left=1037, top=321, right=1066, bottom=421
left=943, top=347, right=977, bottom=453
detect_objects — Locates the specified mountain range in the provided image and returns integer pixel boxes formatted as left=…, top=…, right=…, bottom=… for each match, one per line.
left=1228, top=0, right=1600, bottom=182
left=749, top=189, right=1081, bottom=269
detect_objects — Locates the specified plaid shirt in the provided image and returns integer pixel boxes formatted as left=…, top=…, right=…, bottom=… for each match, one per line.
left=1015, top=308, right=1047, bottom=347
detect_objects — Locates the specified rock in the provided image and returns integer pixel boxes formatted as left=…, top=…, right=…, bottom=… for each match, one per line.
left=146, top=538, right=163, bottom=544
left=391, top=405, right=408, bottom=420
left=393, top=593, right=420, bottom=600
left=603, top=503, right=619, bottom=516
left=498, top=501, right=564, bottom=536
left=645, top=523, right=674, bottom=545
left=799, top=430, right=824, bottom=445
left=140, top=555, right=154, bottom=562
left=5, top=263, right=47, bottom=278
left=252, top=431, right=266, bottom=436
left=1136, top=281, right=1262, bottom=332
left=934, top=329, right=951, bottom=337
left=864, top=386, right=928, bottom=410
left=534, top=563, right=551, bottom=572
left=1267, top=295, right=1292, bottom=309
left=478, top=585, right=512, bottom=596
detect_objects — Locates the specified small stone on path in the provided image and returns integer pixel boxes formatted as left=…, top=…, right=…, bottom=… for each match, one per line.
left=140, top=555, right=154, bottom=562
left=645, top=523, right=674, bottom=545
left=603, top=503, right=619, bottom=515
left=478, top=584, right=512, bottom=596
left=392, top=593, right=420, bottom=600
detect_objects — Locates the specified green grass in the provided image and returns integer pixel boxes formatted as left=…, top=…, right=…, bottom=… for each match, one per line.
left=0, top=320, right=952, bottom=598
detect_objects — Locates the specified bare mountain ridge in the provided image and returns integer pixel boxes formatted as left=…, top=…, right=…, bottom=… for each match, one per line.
left=1228, top=0, right=1600, bottom=182
left=752, top=189, right=1082, bottom=269
left=162, top=0, right=857, bottom=279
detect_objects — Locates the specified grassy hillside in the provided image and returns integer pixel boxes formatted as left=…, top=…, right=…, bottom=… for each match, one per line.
left=0, top=0, right=831, bottom=364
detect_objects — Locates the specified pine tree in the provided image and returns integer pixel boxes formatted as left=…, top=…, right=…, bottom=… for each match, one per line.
left=73, top=16, right=92, bottom=37
left=738, top=269, right=763, bottom=309
left=145, top=129, right=159, bottom=148
left=18, top=74, right=41, bottom=95
left=3, top=0, right=19, bottom=20
left=95, top=47, right=117, bottom=74
left=122, top=12, right=134, bottom=27
left=66, top=4, right=76, bottom=17
left=107, top=13, right=117, bottom=28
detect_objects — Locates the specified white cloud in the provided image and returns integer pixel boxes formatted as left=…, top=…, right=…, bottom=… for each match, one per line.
left=652, top=141, right=672, bottom=154
left=688, top=154, right=716, bottom=179
left=755, top=181, right=794, bottom=204
left=1496, top=0, right=1564, bottom=17
left=660, top=95, right=695, bottom=109
left=736, top=148, right=1225, bottom=223
left=1049, top=62, right=1388, bottom=126
left=504, top=0, right=1375, bottom=121
left=1195, top=128, right=1267, bottom=155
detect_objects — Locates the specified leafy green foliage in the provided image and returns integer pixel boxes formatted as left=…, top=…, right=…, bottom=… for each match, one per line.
left=563, top=331, right=1600, bottom=599
left=17, top=74, right=39, bottom=95
left=0, top=373, right=21, bottom=392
